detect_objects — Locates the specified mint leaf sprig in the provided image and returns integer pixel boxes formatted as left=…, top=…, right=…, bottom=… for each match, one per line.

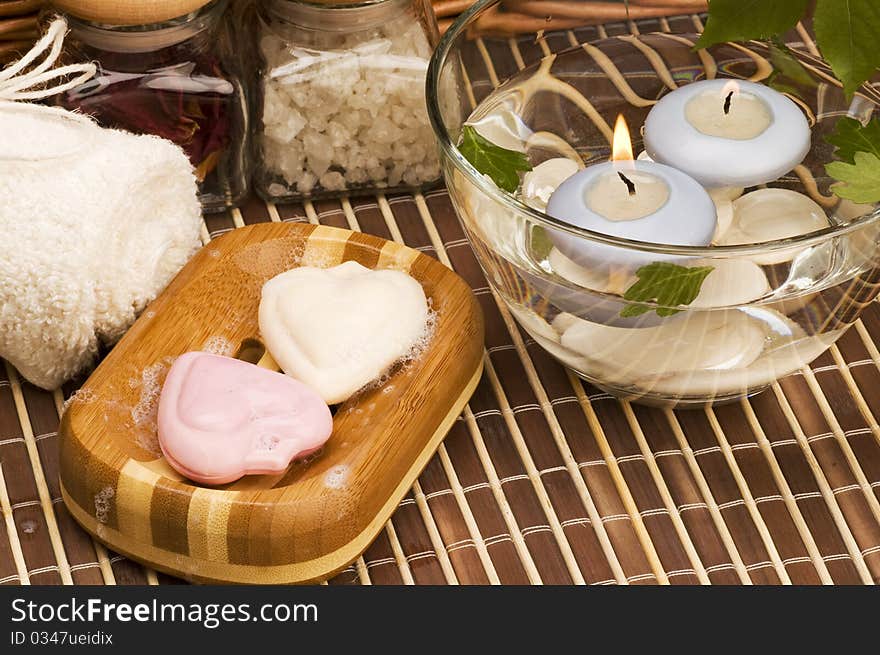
left=458, top=125, right=532, bottom=193
left=825, top=117, right=880, bottom=204
left=825, top=117, right=880, bottom=164
left=695, top=0, right=810, bottom=50
left=826, top=153, right=880, bottom=204
left=768, top=40, right=817, bottom=96
left=696, top=0, right=880, bottom=98
left=620, top=262, right=714, bottom=318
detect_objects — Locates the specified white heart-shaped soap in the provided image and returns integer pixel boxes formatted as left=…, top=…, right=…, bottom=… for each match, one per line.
left=259, top=261, right=429, bottom=404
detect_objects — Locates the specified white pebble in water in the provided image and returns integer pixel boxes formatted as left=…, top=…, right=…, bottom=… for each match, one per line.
left=469, top=108, right=532, bottom=152
left=691, top=259, right=770, bottom=308
left=559, top=310, right=766, bottom=384
left=708, top=186, right=744, bottom=204
left=715, top=189, right=830, bottom=264
left=521, top=158, right=580, bottom=211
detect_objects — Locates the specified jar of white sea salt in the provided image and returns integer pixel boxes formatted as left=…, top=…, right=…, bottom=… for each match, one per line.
left=250, top=0, right=443, bottom=200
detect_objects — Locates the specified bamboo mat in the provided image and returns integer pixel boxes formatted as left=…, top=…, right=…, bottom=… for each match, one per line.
left=431, top=0, right=708, bottom=34
left=0, top=0, right=41, bottom=64
left=3, top=12, right=880, bottom=586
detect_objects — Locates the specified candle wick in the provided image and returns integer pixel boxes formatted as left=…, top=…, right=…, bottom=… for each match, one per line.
left=617, top=171, right=636, bottom=196
left=723, top=90, right=734, bottom=115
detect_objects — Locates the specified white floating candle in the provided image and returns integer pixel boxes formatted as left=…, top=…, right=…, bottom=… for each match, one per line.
left=644, top=79, right=810, bottom=188
left=545, top=115, right=716, bottom=271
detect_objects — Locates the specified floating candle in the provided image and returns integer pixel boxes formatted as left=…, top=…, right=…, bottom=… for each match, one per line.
left=546, top=115, right=716, bottom=271
left=644, top=79, right=811, bottom=188
left=157, top=352, right=333, bottom=485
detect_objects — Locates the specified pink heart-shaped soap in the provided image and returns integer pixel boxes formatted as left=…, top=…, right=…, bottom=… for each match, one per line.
left=157, top=352, right=333, bottom=485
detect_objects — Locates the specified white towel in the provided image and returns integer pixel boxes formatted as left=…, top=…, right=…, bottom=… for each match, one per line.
left=0, top=101, right=202, bottom=389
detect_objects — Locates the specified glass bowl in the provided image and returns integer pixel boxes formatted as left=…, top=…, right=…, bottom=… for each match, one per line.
left=426, top=0, right=880, bottom=406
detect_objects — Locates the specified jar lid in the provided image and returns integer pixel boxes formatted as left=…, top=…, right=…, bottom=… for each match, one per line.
left=51, top=0, right=215, bottom=26
left=292, top=1, right=396, bottom=4
left=267, top=0, right=408, bottom=31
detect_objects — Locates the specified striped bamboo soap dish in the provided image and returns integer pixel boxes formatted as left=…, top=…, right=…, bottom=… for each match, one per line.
left=58, top=222, right=484, bottom=584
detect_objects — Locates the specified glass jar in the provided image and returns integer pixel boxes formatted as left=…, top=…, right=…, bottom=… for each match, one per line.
left=52, top=0, right=249, bottom=212
left=250, top=0, right=442, bottom=201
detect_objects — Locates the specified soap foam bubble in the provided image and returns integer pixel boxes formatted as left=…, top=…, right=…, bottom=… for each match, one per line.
left=357, top=303, right=438, bottom=396
left=233, top=239, right=307, bottom=279
left=201, top=336, right=235, bottom=357
left=403, top=303, right=438, bottom=365
left=94, top=486, right=115, bottom=524
left=130, top=361, right=173, bottom=456
left=324, top=465, right=349, bottom=489
left=298, top=251, right=338, bottom=269
left=61, top=388, right=97, bottom=413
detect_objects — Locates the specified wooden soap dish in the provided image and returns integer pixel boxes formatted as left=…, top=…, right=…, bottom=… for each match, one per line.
left=59, top=223, right=484, bottom=584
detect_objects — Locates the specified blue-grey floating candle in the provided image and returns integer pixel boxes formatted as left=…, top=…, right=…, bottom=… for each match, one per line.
left=545, top=117, right=716, bottom=273
left=644, top=79, right=811, bottom=188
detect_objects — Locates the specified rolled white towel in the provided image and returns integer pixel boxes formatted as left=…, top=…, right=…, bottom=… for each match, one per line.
left=0, top=101, right=202, bottom=389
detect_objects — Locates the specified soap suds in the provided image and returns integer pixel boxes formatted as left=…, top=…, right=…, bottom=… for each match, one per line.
left=62, top=388, right=96, bottom=412
left=129, top=360, right=174, bottom=456
left=359, top=304, right=437, bottom=395
left=94, top=486, right=115, bottom=524
left=298, top=250, right=340, bottom=269
left=324, top=465, right=349, bottom=489
left=201, top=336, right=235, bottom=357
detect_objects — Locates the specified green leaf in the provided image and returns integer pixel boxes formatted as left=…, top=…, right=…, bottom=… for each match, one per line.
left=621, top=262, right=714, bottom=318
left=827, top=151, right=880, bottom=203
left=530, top=226, right=554, bottom=261
left=459, top=125, right=532, bottom=193
left=768, top=40, right=817, bottom=96
left=695, top=0, right=808, bottom=50
left=814, top=0, right=880, bottom=97
left=825, top=116, right=880, bottom=164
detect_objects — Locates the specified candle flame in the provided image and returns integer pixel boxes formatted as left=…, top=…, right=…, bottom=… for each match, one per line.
left=611, top=114, right=634, bottom=165
left=721, top=79, right=740, bottom=98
